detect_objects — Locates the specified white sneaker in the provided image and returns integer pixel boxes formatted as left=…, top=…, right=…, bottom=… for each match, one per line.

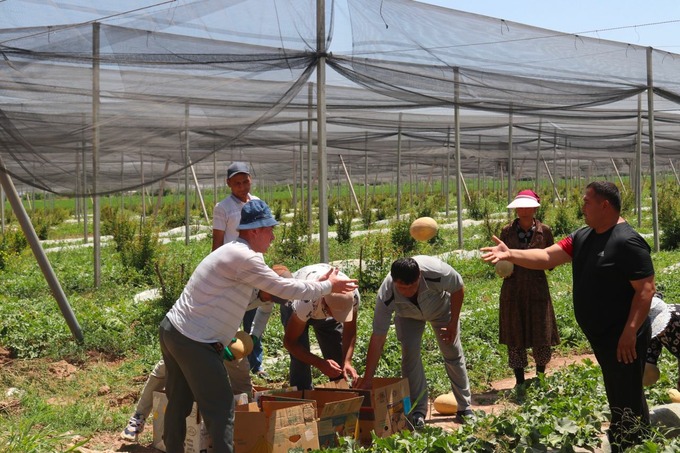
left=120, top=413, right=145, bottom=441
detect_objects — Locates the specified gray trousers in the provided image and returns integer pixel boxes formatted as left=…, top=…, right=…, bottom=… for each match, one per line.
left=134, top=355, right=250, bottom=423
left=395, top=315, right=472, bottom=416
left=159, top=316, right=234, bottom=453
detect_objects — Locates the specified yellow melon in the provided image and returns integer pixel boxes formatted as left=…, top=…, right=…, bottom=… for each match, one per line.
left=410, top=217, right=438, bottom=242
left=495, top=260, right=514, bottom=278
left=230, top=330, right=254, bottom=360
left=668, top=388, right=680, bottom=403
left=433, top=393, right=458, bottom=415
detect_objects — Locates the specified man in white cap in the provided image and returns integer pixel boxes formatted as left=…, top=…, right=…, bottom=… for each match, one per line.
left=212, top=161, right=257, bottom=250
left=281, top=263, right=361, bottom=389
left=212, top=161, right=268, bottom=380
left=160, top=200, right=358, bottom=453
left=356, top=256, right=474, bottom=428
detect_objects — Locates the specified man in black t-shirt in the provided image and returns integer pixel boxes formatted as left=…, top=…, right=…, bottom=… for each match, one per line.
left=481, top=181, right=656, bottom=452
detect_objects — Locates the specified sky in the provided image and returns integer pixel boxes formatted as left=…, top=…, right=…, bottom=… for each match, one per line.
left=424, top=1, right=680, bottom=52
left=1, top=0, right=679, bottom=52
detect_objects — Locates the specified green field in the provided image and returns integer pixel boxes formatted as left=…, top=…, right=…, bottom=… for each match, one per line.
left=2, top=180, right=680, bottom=451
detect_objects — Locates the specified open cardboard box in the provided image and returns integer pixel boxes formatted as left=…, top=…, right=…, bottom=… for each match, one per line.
left=316, top=377, right=411, bottom=445
left=260, top=389, right=364, bottom=448
left=233, top=400, right=319, bottom=453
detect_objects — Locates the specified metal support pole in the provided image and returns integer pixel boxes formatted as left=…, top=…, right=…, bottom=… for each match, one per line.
left=535, top=119, right=542, bottom=186
left=0, top=157, right=83, bottom=341
left=635, top=94, right=642, bottom=227
left=646, top=47, right=660, bottom=252
left=92, top=22, right=101, bottom=287
left=454, top=68, right=463, bottom=247
left=316, top=0, right=328, bottom=262
left=184, top=104, right=190, bottom=245
left=396, top=113, right=402, bottom=220
left=307, top=83, right=313, bottom=242
left=445, top=127, right=451, bottom=216
left=507, top=109, right=514, bottom=210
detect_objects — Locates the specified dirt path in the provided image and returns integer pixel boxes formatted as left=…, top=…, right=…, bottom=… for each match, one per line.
left=75, top=354, right=597, bottom=452
left=424, top=353, right=597, bottom=431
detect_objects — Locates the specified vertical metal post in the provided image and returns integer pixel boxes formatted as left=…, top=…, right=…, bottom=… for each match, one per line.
left=364, top=132, right=368, bottom=212
left=507, top=109, right=513, bottom=211
left=213, top=151, right=217, bottom=208
left=307, top=83, right=313, bottom=242
left=92, top=22, right=101, bottom=287
left=316, top=0, right=328, bottom=262
left=82, top=134, right=88, bottom=243
left=454, top=68, right=463, bottom=247
left=140, top=150, right=145, bottom=225
left=535, top=119, right=542, bottom=186
left=445, top=127, right=451, bottom=216
left=646, top=47, right=660, bottom=252
left=635, top=94, right=642, bottom=227
left=396, top=112, right=402, bottom=220
left=184, top=103, right=190, bottom=245
left=300, top=122, right=305, bottom=216
left=292, top=141, right=298, bottom=215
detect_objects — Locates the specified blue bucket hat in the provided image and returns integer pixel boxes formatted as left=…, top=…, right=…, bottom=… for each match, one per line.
left=238, top=200, right=279, bottom=230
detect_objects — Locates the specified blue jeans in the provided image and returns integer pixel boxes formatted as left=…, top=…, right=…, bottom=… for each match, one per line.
left=242, top=308, right=263, bottom=372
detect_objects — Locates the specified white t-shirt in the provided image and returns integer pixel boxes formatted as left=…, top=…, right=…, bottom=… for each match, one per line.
left=290, top=263, right=360, bottom=322
left=212, top=193, right=259, bottom=244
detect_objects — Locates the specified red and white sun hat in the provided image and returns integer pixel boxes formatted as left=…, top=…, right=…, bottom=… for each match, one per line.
left=507, top=189, right=541, bottom=209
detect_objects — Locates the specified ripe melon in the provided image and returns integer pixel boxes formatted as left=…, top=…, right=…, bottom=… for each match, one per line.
left=410, top=217, right=438, bottom=242
left=495, top=260, right=514, bottom=278
left=433, top=393, right=458, bottom=415
left=230, top=331, right=254, bottom=360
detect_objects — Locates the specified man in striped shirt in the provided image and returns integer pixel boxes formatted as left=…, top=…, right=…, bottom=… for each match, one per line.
left=159, top=200, right=357, bottom=453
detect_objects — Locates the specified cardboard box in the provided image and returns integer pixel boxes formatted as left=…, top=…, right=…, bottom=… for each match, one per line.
left=152, top=391, right=213, bottom=453
left=252, top=385, right=297, bottom=405
left=261, top=390, right=364, bottom=448
left=233, top=400, right=319, bottom=453
left=315, top=378, right=411, bottom=445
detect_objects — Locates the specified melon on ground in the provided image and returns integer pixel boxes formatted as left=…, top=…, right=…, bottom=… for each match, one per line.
left=433, top=393, right=458, bottom=415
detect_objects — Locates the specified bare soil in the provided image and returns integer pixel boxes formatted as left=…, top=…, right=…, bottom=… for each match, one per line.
left=71, top=353, right=597, bottom=452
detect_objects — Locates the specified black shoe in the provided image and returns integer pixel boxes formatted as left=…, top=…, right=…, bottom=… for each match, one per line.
left=411, top=412, right=426, bottom=430
left=455, top=409, right=476, bottom=424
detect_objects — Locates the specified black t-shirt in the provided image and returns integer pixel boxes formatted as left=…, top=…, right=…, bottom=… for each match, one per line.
left=570, top=222, right=654, bottom=346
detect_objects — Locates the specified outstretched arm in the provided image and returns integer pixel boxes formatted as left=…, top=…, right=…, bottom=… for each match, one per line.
left=481, top=235, right=571, bottom=270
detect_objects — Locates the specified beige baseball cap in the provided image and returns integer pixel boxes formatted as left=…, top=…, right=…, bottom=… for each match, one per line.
left=324, top=291, right=355, bottom=323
